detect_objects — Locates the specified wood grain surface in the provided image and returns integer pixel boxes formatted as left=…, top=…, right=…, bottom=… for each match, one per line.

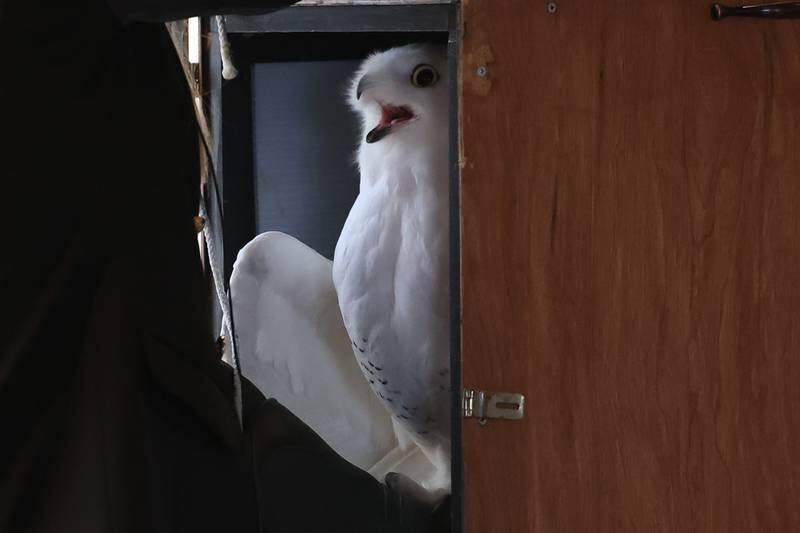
left=459, top=1, right=800, bottom=531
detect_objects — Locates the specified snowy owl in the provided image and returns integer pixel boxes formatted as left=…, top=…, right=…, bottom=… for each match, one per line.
left=332, top=43, right=451, bottom=490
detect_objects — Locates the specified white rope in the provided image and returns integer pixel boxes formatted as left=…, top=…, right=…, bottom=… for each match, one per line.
left=199, top=198, right=243, bottom=428
left=216, top=15, right=239, bottom=80
left=166, top=18, right=242, bottom=427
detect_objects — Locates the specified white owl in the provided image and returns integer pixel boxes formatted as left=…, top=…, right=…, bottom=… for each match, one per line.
left=229, top=44, right=451, bottom=493
left=332, top=43, right=451, bottom=490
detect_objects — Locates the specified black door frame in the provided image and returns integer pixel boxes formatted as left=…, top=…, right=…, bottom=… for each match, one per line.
left=207, top=5, right=462, bottom=530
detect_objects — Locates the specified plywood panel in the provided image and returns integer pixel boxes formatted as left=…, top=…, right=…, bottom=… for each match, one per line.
left=460, top=1, right=800, bottom=531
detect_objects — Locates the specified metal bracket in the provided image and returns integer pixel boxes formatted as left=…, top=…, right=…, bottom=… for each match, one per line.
left=463, top=389, right=525, bottom=425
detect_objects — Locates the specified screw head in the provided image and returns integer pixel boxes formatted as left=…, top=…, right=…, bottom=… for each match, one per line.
left=476, top=65, right=488, bottom=78
left=193, top=215, right=206, bottom=233
left=547, top=2, right=558, bottom=14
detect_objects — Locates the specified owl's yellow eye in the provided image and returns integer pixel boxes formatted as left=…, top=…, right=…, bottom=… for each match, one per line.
left=411, top=64, right=439, bottom=88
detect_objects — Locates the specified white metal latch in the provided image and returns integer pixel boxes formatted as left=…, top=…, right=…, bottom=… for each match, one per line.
left=462, top=389, right=525, bottom=425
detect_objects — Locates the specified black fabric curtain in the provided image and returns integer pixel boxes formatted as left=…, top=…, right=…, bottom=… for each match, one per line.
left=0, top=2, right=449, bottom=531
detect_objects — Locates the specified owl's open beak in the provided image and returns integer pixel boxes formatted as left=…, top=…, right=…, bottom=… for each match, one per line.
left=366, top=104, right=415, bottom=144
left=356, top=75, right=371, bottom=100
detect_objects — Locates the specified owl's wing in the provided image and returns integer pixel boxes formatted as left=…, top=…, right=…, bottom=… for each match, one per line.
left=230, top=231, right=399, bottom=470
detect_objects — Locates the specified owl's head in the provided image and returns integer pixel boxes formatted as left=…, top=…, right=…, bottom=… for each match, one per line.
left=349, top=43, right=448, bottom=145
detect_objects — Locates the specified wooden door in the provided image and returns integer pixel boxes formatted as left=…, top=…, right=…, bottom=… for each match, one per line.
left=459, top=1, right=800, bottom=531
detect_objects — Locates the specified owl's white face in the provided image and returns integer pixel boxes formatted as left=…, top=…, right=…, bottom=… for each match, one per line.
left=349, top=44, right=449, bottom=146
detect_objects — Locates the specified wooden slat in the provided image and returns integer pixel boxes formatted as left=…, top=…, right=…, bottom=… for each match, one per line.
left=460, top=1, right=800, bottom=531
left=224, top=5, right=451, bottom=33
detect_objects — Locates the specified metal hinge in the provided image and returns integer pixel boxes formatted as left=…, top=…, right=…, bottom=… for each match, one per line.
left=462, top=389, right=525, bottom=425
